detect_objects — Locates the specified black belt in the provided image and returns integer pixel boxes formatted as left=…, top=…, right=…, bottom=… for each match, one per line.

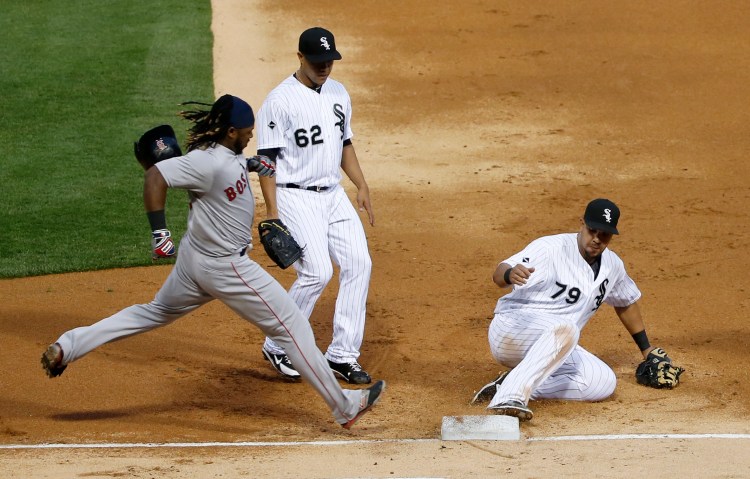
left=278, top=183, right=330, bottom=192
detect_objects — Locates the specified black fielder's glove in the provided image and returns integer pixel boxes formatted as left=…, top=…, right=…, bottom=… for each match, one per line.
left=258, top=219, right=303, bottom=269
left=635, top=347, right=685, bottom=389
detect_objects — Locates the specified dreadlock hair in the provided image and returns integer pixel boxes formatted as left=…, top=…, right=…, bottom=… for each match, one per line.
left=179, top=94, right=235, bottom=152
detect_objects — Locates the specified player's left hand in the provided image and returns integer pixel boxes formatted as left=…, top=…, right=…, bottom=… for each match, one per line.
left=151, top=229, right=176, bottom=260
left=635, top=347, right=685, bottom=389
left=356, top=185, right=374, bottom=226
left=247, top=155, right=276, bottom=177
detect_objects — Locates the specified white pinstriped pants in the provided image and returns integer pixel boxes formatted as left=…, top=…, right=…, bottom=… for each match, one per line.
left=264, top=185, right=372, bottom=362
left=487, top=310, right=616, bottom=407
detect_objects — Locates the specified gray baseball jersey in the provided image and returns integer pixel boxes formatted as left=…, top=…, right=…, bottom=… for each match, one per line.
left=53, top=144, right=366, bottom=425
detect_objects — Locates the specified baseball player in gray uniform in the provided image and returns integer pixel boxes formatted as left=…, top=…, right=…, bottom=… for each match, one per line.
left=470, top=199, right=683, bottom=421
left=255, top=27, right=375, bottom=384
left=40, top=94, right=384, bottom=429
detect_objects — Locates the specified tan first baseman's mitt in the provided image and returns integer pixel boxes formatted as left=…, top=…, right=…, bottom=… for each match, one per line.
left=635, top=347, right=685, bottom=389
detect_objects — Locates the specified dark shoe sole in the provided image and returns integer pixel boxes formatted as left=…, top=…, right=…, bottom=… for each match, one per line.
left=41, top=344, right=66, bottom=378
left=343, top=380, right=386, bottom=429
left=491, top=403, right=533, bottom=421
left=470, top=371, right=509, bottom=404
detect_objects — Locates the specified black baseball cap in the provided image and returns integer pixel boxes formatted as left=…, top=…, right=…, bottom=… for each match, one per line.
left=299, top=27, right=342, bottom=63
left=583, top=198, right=620, bottom=234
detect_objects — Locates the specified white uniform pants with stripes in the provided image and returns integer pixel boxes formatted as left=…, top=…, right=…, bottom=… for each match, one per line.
left=264, top=185, right=372, bottom=363
left=54, top=235, right=363, bottom=425
left=487, top=310, right=616, bottom=407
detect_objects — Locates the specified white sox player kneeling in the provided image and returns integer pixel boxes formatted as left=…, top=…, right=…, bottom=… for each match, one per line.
left=470, top=199, right=684, bottom=421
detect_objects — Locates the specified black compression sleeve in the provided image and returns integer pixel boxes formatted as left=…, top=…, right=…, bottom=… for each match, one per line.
left=257, top=148, right=281, bottom=161
left=147, top=209, right=167, bottom=231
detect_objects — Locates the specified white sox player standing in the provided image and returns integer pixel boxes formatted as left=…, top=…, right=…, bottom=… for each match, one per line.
left=255, top=27, right=375, bottom=385
left=470, top=199, right=682, bottom=421
left=40, top=95, right=384, bottom=429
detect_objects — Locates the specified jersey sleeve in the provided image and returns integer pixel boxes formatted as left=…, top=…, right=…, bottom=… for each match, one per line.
left=343, top=90, right=354, bottom=142
left=501, top=238, right=550, bottom=290
left=256, top=97, right=288, bottom=150
left=604, top=270, right=642, bottom=307
left=155, top=150, right=214, bottom=193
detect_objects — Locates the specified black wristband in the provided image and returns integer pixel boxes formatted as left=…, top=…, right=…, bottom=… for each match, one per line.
left=146, top=209, right=167, bottom=231
left=632, top=330, right=651, bottom=351
left=503, top=267, right=512, bottom=284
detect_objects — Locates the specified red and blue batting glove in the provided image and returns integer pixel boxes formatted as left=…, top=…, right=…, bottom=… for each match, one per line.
left=247, top=155, right=276, bottom=177
left=151, top=229, right=176, bottom=260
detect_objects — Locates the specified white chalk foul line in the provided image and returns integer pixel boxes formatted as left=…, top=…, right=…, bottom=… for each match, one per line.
left=1, top=433, right=749, bottom=450
left=528, top=433, right=750, bottom=442
left=0, top=438, right=435, bottom=450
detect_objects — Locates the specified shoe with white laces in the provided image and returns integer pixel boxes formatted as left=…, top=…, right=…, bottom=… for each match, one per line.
left=262, top=349, right=301, bottom=379
left=470, top=371, right=509, bottom=405
left=328, top=359, right=371, bottom=384
left=342, top=380, right=386, bottom=429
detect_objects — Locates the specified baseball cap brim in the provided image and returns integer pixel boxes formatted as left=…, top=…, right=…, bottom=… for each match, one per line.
left=302, top=51, right=342, bottom=63
left=585, top=221, right=619, bottom=235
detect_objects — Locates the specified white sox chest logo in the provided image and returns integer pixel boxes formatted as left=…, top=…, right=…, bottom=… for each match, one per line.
left=333, top=103, right=345, bottom=139
left=592, top=279, right=609, bottom=311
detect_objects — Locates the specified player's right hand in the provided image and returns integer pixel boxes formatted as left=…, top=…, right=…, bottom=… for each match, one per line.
left=151, top=229, right=176, bottom=260
left=247, top=155, right=276, bottom=177
left=511, top=264, right=535, bottom=285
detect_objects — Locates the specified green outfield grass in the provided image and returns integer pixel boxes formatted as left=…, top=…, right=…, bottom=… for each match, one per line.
left=0, top=0, right=214, bottom=278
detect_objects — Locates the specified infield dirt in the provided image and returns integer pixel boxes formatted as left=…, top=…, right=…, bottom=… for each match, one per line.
left=2, top=1, right=749, bottom=477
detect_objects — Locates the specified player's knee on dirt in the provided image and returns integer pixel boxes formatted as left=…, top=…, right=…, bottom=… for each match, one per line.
left=583, top=364, right=617, bottom=401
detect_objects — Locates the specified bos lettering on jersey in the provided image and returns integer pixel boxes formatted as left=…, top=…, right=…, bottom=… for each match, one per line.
left=224, top=172, right=249, bottom=201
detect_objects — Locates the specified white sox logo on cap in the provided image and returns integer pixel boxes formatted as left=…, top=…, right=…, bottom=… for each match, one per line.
left=584, top=198, right=620, bottom=234
left=320, top=37, right=331, bottom=50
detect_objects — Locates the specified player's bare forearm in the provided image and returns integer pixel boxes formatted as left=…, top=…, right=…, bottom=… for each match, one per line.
left=143, top=166, right=168, bottom=212
left=341, top=144, right=374, bottom=225
left=258, top=175, right=279, bottom=219
left=615, top=302, right=655, bottom=357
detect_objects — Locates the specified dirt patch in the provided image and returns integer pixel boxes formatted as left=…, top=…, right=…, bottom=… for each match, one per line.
left=2, top=0, right=749, bottom=477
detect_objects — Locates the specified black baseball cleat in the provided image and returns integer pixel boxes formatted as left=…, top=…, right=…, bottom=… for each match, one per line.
left=328, top=359, right=371, bottom=384
left=41, top=343, right=67, bottom=378
left=490, top=400, right=533, bottom=421
left=262, top=349, right=301, bottom=379
left=342, top=380, right=386, bottom=429
left=470, top=371, right=509, bottom=405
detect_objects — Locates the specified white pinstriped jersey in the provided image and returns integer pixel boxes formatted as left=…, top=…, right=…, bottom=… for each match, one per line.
left=256, top=75, right=353, bottom=187
left=495, top=233, right=641, bottom=329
